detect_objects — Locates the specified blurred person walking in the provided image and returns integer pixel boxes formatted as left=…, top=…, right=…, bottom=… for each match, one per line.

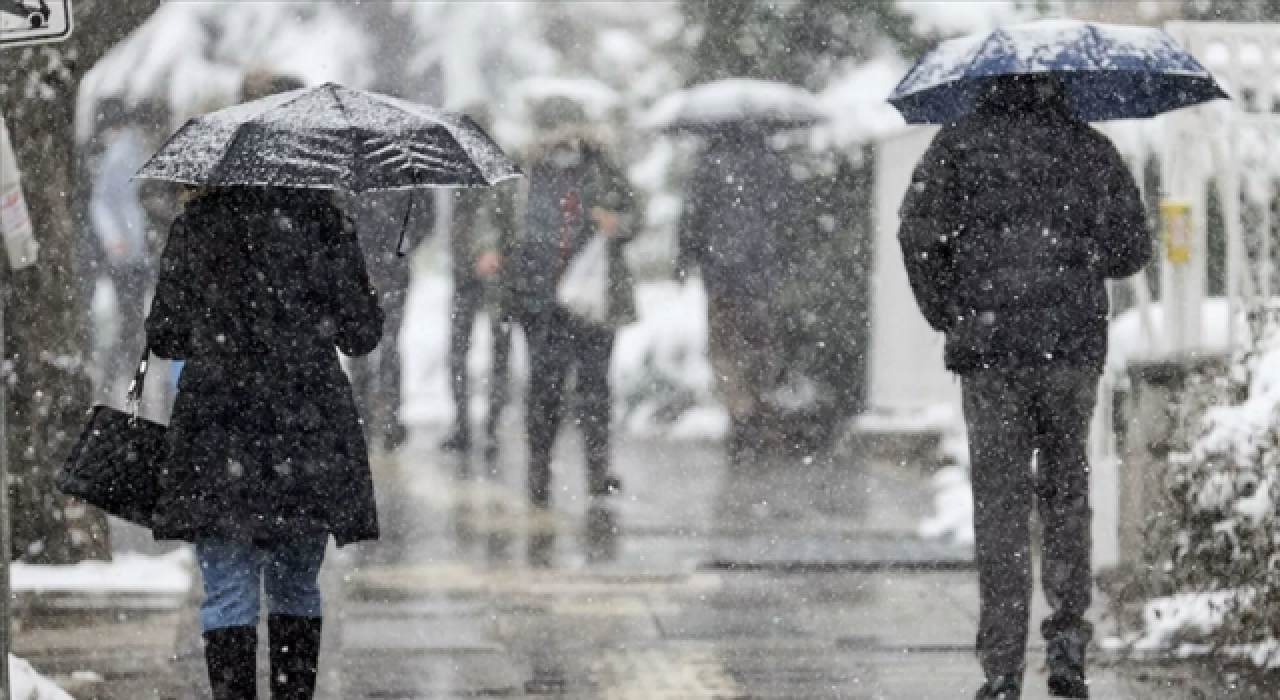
left=346, top=188, right=434, bottom=451
left=898, top=74, right=1150, bottom=699
left=509, top=97, right=638, bottom=507
left=676, top=124, right=795, bottom=463
left=439, top=103, right=518, bottom=460
left=146, top=187, right=384, bottom=700
left=87, top=98, right=163, bottom=404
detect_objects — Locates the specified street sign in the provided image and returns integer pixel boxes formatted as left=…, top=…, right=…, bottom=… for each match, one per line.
left=0, top=0, right=72, bottom=48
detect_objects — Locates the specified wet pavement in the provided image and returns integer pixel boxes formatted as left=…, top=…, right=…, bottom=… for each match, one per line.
left=14, top=425, right=1243, bottom=698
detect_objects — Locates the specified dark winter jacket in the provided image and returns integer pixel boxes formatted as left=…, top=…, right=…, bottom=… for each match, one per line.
left=677, top=130, right=798, bottom=299
left=508, top=135, right=638, bottom=329
left=898, top=80, right=1151, bottom=374
left=145, top=188, right=384, bottom=546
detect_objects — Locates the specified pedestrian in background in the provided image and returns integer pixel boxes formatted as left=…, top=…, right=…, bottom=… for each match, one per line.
left=676, top=123, right=795, bottom=463
left=439, top=102, right=518, bottom=460
left=146, top=186, right=384, bottom=700
left=87, top=98, right=165, bottom=405
left=508, top=97, right=638, bottom=507
left=898, top=74, right=1150, bottom=700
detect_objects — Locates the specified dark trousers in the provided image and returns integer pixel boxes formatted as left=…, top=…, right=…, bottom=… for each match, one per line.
left=962, top=367, right=1098, bottom=677
left=350, top=283, right=407, bottom=442
left=519, top=308, right=614, bottom=498
left=448, top=275, right=512, bottom=438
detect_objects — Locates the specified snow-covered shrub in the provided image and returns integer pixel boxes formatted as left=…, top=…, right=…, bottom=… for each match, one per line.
left=1148, top=303, right=1280, bottom=658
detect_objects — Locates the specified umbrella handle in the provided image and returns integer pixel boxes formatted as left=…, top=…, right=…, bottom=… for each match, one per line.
left=396, top=192, right=413, bottom=258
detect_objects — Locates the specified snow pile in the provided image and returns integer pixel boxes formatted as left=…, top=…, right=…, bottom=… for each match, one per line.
left=918, top=465, right=975, bottom=546
left=10, top=656, right=74, bottom=700
left=81, top=3, right=374, bottom=139
left=11, top=549, right=193, bottom=595
left=814, top=57, right=909, bottom=148
left=1107, top=299, right=1243, bottom=376
left=641, top=79, right=825, bottom=132
left=1132, top=304, right=1280, bottom=663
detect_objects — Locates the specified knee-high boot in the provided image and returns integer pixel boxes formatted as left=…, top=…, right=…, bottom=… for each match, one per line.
left=268, top=615, right=323, bottom=700
left=204, top=626, right=258, bottom=700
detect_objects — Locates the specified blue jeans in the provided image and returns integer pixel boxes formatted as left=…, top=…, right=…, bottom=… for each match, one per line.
left=196, top=536, right=327, bottom=631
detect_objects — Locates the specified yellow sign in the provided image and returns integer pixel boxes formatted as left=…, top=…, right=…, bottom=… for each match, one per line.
left=1161, top=199, right=1192, bottom=264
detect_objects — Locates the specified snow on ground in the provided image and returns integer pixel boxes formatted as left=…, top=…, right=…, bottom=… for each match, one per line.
left=10, top=656, right=74, bottom=700
left=401, top=264, right=722, bottom=440
left=11, top=549, right=193, bottom=596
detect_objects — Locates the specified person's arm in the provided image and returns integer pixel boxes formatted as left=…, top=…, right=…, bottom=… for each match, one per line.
left=329, top=212, right=385, bottom=357
left=590, top=149, right=639, bottom=243
left=1091, top=134, right=1152, bottom=279
left=675, top=162, right=709, bottom=281
left=145, top=217, right=194, bottom=359
left=898, top=132, right=962, bottom=333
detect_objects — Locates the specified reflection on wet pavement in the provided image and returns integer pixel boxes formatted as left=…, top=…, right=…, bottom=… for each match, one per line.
left=307, top=426, right=1095, bottom=700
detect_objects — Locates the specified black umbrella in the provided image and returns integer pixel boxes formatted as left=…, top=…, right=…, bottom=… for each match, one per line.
left=136, top=83, right=521, bottom=190
left=135, top=83, right=522, bottom=253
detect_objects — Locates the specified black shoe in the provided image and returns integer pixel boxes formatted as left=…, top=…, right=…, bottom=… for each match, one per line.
left=439, top=427, right=471, bottom=453
left=975, top=674, right=1021, bottom=700
left=383, top=422, right=408, bottom=453
left=481, top=432, right=501, bottom=462
left=588, top=473, right=622, bottom=497
left=1047, top=631, right=1089, bottom=698
left=204, top=625, right=258, bottom=700
left=268, top=615, right=322, bottom=700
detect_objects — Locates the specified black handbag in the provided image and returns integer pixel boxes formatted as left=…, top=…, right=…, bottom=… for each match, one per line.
left=56, top=348, right=167, bottom=528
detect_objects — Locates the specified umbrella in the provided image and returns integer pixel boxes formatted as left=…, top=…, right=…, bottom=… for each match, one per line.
left=642, top=78, right=825, bottom=134
left=135, top=83, right=522, bottom=191
left=889, top=20, right=1229, bottom=124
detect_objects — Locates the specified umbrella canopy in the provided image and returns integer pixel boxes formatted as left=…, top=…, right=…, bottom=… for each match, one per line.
left=135, top=83, right=522, bottom=191
left=642, top=78, right=825, bottom=134
left=890, top=20, right=1229, bottom=124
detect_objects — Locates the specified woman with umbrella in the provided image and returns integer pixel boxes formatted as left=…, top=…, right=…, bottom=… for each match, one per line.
left=892, top=21, right=1226, bottom=700
left=137, top=85, right=519, bottom=700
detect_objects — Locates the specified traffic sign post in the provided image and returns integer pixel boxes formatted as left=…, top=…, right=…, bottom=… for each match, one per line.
left=0, top=0, right=71, bottom=48
left=1, top=4, right=71, bottom=697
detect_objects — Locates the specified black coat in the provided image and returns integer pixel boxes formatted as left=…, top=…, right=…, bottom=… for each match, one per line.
left=145, top=188, right=384, bottom=546
left=677, top=132, right=797, bottom=298
left=898, top=85, right=1151, bottom=375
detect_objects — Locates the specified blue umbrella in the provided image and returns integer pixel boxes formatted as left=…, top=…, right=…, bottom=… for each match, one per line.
left=889, top=20, right=1229, bottom=123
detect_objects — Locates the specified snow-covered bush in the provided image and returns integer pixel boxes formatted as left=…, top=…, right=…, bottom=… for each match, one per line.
left=1146, top=303, right=1280, bottom=659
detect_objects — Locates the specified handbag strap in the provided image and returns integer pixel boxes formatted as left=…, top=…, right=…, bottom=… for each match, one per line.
left=124, top=346, right=150, bottom=417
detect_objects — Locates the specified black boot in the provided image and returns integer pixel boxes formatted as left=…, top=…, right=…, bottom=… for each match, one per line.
left=529, top=454, right=552, bottom=508
left=975, top=674, right=1021, bottom=700
left=587, top=471, right=622, bottom=497
left=439, top=424, right=471, bottom=453
left=204, top=626, right=258, bottom=700
left=268, top=615, right=322, bottom=700
left=1047, top=631, right=1089, bottom=698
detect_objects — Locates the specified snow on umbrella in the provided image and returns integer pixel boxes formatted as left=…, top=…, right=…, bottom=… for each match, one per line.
left=642, top=78, right=826, bottom=133
left=889, top=20, right=1229, bottom=124
left=135, top=83, right=522, bottom=191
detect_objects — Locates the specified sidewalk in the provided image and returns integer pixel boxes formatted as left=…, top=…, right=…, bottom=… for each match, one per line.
left=13, top=425, right=1266, bottom=698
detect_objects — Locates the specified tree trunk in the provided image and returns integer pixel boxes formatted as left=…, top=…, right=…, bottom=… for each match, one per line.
left=0, top=0, right=161, bottom=563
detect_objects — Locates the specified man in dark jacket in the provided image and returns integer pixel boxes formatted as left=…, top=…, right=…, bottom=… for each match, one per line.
left=898, top=75, right=1150, bottom=700
left=677, top=125, right=794, bottom=462
left=509, top=97, right=638, bottom=506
